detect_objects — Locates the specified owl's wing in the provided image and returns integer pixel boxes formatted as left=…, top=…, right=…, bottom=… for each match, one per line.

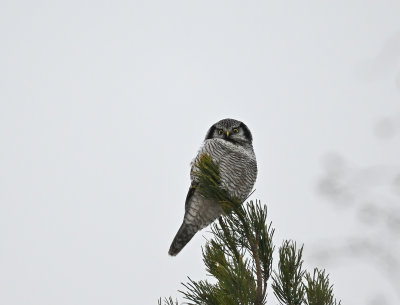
left=185, top=182, right=198, bottom=212
left=169, top=182, right=211, bottom=256
left=169, top=183, right=223, bottom=256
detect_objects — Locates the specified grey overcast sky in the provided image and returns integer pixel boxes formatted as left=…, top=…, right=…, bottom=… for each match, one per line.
left=1, top=1, right=400, bottom=304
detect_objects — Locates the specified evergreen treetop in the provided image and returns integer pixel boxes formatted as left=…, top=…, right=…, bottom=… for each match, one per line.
left=160, top=154, right=341, bottom=305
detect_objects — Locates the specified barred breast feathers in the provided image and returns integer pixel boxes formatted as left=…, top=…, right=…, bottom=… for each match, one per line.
left=190, top=138, right=257, bottom=200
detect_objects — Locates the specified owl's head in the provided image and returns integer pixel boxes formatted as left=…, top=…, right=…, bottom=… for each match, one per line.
left=205, top=118, right=253, bottom=145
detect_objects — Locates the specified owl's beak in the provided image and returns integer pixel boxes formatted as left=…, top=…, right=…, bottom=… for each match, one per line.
left=226, top=131, right=230, bottom=137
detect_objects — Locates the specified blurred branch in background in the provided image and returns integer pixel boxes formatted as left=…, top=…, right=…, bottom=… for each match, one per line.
left=313, top=113, right=400, bottom=304
left=316, top=30, right=399, bottom=297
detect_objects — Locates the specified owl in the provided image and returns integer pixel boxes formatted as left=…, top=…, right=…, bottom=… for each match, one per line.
left=168, top=118, right=257, bottom=256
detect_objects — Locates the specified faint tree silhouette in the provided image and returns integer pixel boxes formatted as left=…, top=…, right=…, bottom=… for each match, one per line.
left=312, top=29, right=400, bottom=303
left=313, top=114, right=400, bottom=304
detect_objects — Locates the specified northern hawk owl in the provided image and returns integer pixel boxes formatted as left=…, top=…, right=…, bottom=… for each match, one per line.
left=168, top=118, right=257, bottom=256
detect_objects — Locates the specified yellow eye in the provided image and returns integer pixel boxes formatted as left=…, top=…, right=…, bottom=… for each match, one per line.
left=233, top=128, right=239, bottom=133
left=218, top=129, right=223, bottom=135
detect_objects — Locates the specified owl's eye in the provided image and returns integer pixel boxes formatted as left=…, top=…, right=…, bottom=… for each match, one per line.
left=233, top=128, right=239, bottom=133
left=218, top=129, right=223, bottom=135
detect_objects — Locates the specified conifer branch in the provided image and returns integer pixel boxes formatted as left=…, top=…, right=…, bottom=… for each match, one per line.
left=304, top=269, right=341, bottom=305
left=272, top=241, right=306, bottom=305
left=218, top=217, right=241, bottom=263
left=158, top=297, right=179, bottom=305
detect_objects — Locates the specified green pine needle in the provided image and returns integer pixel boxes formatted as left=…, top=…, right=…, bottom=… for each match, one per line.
left=304, top=269, right=341, bottom=305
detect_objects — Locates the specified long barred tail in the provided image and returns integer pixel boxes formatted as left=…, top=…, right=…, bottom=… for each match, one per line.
left=168, top=222, right=198, bottom=256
